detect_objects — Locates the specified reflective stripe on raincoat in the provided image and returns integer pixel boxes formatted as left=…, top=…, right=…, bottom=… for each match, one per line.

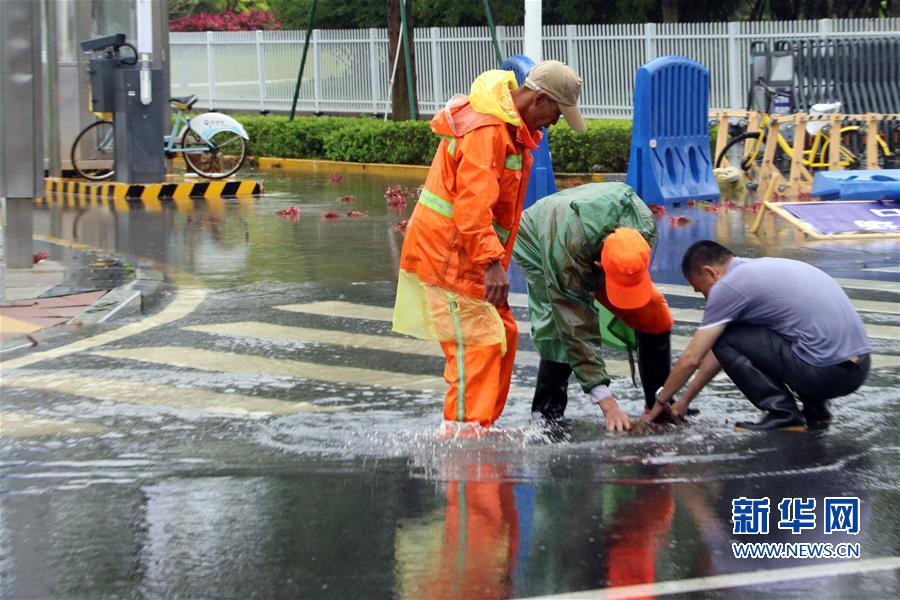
left=512, top=182, right=660, bottom=391
left=394, top=70, right=540, bottom=348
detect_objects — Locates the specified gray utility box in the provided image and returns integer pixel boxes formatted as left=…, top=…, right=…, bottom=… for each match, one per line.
left=88, top=57, right=119, bottom=113
left=113, top=68, right=165, bottom=183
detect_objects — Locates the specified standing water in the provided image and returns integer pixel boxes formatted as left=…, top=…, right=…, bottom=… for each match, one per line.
left=2, top=169, right=899, bottom=598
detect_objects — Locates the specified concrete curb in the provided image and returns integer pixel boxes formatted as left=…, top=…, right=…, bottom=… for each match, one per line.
left=76, top=263, right=167, bottom=326
left=1, top=245, right=169, bottom=355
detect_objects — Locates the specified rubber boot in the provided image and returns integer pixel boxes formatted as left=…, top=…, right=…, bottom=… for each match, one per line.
left=711, top=331, right=807, bottom=432
left=801, top=398, right=832, bottom=429
left=727, top=365, right=806, bottom=432
left=531, top=359, right=572, bottom=422
left=636, top=331, right=672, bottom=411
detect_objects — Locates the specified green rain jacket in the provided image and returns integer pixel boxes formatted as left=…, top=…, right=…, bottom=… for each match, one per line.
left=512, top=182, right=657, bottom=392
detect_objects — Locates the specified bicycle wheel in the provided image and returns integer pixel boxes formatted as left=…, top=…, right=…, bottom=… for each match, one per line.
left=180, top=127, right=247, bottom=179
left=715, top=131, right=763, bottom=171
left=822, top=130, right=871, bottom=169
left=71, top=120, right=115, bottom=180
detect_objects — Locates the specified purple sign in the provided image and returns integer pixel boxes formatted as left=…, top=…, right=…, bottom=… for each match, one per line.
left=782, top=201, right=900, bottom=235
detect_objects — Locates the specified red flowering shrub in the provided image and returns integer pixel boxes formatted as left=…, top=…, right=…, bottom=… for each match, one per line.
left=170, top=10, right=282, bottom=32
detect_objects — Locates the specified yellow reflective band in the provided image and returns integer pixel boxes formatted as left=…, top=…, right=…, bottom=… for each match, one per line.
left=446, top=292, right=466, bottom=422
left=492, top=222, right=511, bottom=245
left=442, top=135, right=458, bottom=158
left=504, top=154, right=522, bottom=170
left=418, top=188, right=454, bottom=217
left=420, top=188, right=510, bottom=244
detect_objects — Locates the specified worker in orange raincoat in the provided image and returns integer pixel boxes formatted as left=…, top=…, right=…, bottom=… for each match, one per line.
left=392, top=60, right=587, bottom=427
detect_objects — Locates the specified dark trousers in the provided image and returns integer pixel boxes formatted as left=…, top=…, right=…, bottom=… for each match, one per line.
left=712, top=323, right=870, bottom=416
left=531, top=331, right=671, bottom=419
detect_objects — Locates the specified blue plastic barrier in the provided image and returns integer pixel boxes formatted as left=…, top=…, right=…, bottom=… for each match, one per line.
left=625, top=56, right=720, bottom=206
left=501, top=54, right=558, bottom=210
left=812, top=169, right=900, bottom=201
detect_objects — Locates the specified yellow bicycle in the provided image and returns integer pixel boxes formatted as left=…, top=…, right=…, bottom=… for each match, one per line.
left=715, top=80, right=893, bottom=174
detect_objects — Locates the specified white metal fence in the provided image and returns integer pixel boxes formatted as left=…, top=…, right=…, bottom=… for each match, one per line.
left=170, top=18, right=900, bottom=120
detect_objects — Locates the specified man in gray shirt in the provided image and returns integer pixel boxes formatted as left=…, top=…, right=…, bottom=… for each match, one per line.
left=645, top=240, right=871, bottom=431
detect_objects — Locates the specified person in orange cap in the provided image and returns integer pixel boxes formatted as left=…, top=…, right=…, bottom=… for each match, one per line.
left=512, top=182, right=674, bottom=432
left=392, top=61, right=586, bottom=428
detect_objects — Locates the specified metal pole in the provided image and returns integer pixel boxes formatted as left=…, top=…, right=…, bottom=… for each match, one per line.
left=483, top=0, right=503, bottom=65
left=523, top=0, right=542, bottom=63
left=256, top=30, right=267, bottom=113
left=0, top=0, right=42, bottom=269
left=398, top=0, right=417, bottom=120
left=289, top=0, right=318, bottom=121
left=45, top=0, right=61, bottom=177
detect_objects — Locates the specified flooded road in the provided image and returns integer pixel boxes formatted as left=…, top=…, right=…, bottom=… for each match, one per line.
left=2, top=170, right=899, bottom=598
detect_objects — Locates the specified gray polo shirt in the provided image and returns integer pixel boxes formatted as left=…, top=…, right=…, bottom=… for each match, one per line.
left=699, top=257, right=871, bottom=366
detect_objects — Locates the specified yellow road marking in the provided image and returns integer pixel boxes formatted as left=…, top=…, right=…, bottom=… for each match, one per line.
left=274, top=302, right=897, bottom=368
left=834, top=278, right=900, bottom=293
left=274, top=300, right=539, bottom=334
left=182, top=321, right=633, bottom=378
left=4, top=373, right=337, bottom=417
left=90, top=345, right=538, bottom=396
left=0, top=315, right=42, bottom=335
left=92, top=345, right=452, bottom=392
left=32, top=234, right=95, bottom=250
left=1, top=286, right=207, bottom=371
left=0, top=411, right=106, bottom=438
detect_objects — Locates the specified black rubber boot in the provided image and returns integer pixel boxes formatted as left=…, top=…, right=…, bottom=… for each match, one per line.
left=637, top=330, right=672, bottom=411
left=531, top=359, right=572, bottom=421
left=714, top=335, right=806, bottom=432
left=801, top=399, right=832, bottom=429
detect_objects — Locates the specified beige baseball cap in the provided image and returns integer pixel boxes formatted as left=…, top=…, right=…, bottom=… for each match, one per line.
left=524, top=60, right=586, bottom=131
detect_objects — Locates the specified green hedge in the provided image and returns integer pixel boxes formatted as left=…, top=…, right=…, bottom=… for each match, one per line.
left=233, top=114, right=717, bottom=173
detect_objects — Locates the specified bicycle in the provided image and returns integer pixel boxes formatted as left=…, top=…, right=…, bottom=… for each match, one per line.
left=70, top=94, right=249, bottom=181
left=714, top=79, right=893, bottom=176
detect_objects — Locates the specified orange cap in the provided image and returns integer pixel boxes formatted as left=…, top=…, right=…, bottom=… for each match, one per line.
left=600, top=228, right=653, bottom=310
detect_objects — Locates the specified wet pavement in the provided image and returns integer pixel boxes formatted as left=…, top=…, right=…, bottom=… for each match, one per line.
left=1, top=170, right=899, bottom=599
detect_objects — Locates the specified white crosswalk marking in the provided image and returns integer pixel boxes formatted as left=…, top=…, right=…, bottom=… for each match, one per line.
left=90, top=346, right=536, bottom=396
left=834, top=278, right=900, bottom=293
left=655, top=283, right=900, bottom=316
left=277, top=299, right=898, bottom=341
left=183, top=321, right=634, bottom=377
left=4, top=373, right=337, bottom=417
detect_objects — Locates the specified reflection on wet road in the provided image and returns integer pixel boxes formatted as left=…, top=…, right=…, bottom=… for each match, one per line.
left=2, top=170, right=899, bottom=598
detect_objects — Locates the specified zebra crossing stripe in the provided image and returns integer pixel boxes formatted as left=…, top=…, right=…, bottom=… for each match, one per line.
left=0, top=411, right=106, bottom=438
left=833, top=278, right=900, bottom=293
left=274, top=301, right=534, bottom=334
left=1, top=286, right=207, bottom=371
left=3, top=373, right=337, bottom=417
left=90, top=345, right=542, bottom=395
left=273, top=302, right=898, bottom=367
left=181, top=321, right=635, bottom=378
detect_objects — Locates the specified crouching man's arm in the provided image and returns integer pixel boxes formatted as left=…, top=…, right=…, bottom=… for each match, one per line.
left=643, top=324, right=725, bottom=422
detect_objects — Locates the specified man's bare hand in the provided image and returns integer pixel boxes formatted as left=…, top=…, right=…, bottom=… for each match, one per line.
left=598, top=397, right=632, bottom=432
left=483, top=261, right=509, bottom=306
left=640, top=401, right=685, bottom=425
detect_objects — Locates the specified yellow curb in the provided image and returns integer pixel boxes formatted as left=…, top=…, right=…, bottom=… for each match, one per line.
left=258, top=156, right=430, bottom=177
left=256, top=156, right=607, bottom=183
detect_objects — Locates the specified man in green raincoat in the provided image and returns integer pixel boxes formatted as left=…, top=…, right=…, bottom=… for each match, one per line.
left=512, top=182, right=674, bottom=432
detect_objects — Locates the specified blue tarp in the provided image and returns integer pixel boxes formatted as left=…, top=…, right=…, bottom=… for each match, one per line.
left=812, top=169, right=900, bottom=201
